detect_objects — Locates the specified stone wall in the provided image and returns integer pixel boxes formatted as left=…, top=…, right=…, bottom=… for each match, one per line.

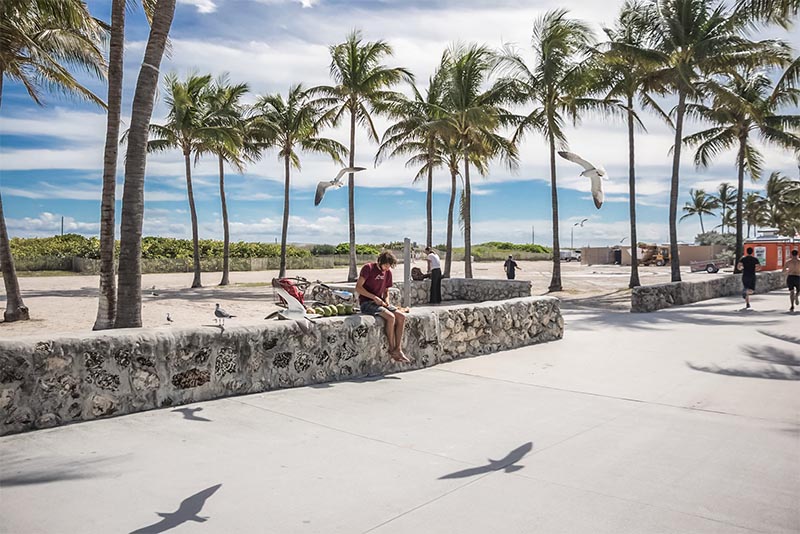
left=631, top=271, right=787, bottom=312
left=0, top=297, right=562, bottom=435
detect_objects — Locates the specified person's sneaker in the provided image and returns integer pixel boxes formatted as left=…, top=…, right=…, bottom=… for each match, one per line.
left=746, top=303, right=751, bottom=309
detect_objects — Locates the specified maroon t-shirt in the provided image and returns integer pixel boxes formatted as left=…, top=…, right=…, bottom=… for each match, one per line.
left=358, top=263, right=392, bottom=304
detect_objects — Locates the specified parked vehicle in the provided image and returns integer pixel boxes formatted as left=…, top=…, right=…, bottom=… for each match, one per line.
left=639, top=245, right=670, bottom=266
left=560, top=249, right=581, bottom=262
left=689, top=259, right=728, bottom=273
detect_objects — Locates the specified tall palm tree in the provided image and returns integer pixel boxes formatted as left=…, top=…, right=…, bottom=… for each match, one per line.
left=714, top=206, right=737, bottom=233
left=436, top=43, right=517, bottom=279
left=712, top=182, right=738, bottom=234
left=377, top=65, right=448, bottom=248
left=683, top=65, right=800, bottom=268
left=442, top=137, right=461, bottom=278
left=735, top=0, right=799, bottom=26
left=763, top=172, right=800, bottom=235
left=147, top=73, right=235, bottom=288
left=680, top=188, right=718, bottom=233
left=0, top=0, right=106, bottom=322
left=744, top=191, right=767, bottom=236
left=649, top=0, right=789, bottom=281
left=197, top=77, right=255, bottom=286
left=498, top=10, right=602, bottom=291
left=311, top=30, right=412, bottom=281
left=598, top=0, right=669, bottom=288
left=254, top=84, right=346, bottom=278
left=115, top=0, right=177, bottom=328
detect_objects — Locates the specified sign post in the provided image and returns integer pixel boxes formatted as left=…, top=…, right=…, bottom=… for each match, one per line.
left=403, top=238, right=411, bottom=308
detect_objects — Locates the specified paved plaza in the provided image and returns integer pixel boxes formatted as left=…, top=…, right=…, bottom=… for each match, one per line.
left=1, top=291, right=798, bottom=533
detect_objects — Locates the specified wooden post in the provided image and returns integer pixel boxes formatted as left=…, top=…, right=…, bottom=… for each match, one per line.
left=403, top=238, right=411, bottom=308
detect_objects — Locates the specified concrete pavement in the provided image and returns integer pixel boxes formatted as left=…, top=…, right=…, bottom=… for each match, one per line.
left=2, top=290, right=798, bottom=533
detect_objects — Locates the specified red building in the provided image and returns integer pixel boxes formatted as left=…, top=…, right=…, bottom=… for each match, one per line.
left=743, top=233, right=800, bottom=271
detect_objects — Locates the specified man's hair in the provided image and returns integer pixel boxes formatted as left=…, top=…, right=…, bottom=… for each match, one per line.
left=793, top=249, right=798, bottom=257
left=424, top=247, right=432, bottom=253
left=508, top=255, right=513, bottom=259
left=746, top=247, right=754, bottom=255
left=377, top=250, right=397, bottom=267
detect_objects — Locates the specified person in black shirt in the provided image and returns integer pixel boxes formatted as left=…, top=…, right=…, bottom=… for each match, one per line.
left=737, top=247, right=761, bottom=310
left=504, top=255, right=520, bottom=280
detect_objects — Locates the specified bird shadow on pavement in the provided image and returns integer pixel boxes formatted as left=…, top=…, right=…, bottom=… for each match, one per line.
left=438, top=442, right=533, bottom=480
left=686, top=344, right=800, bottom=381
left=129, top=484, right=222, bottom=534
left=171, top=407, right=212, bottom=422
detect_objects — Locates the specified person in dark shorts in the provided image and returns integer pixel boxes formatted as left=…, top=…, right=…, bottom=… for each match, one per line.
left=737, top=247, right=761, bottom=310
left=782, top=249, right=800, bottom=312
left=356, top=251, right=410, bottom=362
left=504, top=255, right=520, bottom=280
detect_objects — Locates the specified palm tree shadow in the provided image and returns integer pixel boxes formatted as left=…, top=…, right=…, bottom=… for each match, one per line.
left=687, top=344, right=800, bottom=380
left=757, top=329, right=800, bottom=346
left=439, top=442, right=533, bottom=480
left=129, top=484, right=222, bottom=534
left=171, top=407, right=211, bottom=422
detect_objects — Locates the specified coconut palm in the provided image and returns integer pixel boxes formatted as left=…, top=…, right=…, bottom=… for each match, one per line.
left=195, top=77, right=263, bottom=286
left=735, top=0, right=799, bottom=26
left=763, top=172, right=800, bottom=235
left=649, top=0, right=790, bottom=282
left=598, top=0, right=669, bottom=288
left=744, top=191, right=768, bottom=236
left=680, top=188, right=718, bottom=233
left=683, top=65, right=800, bottom=268
left=311, top=30, right=412, bottom=281
left=497, top=10, right=604, bottom=291
left=377, top=64, right=448, bottom=248
left=254, top=84, right=347, bottom=278
left=0, top=0, right=106, bottom=322
left=712, top=182, right=738, bottom=234
left=115, top=0, right=177, bottom=328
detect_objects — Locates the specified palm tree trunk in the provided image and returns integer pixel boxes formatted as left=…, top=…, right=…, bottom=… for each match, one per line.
left=184, top=150, right=202, bottom=288
left=279, top=151, right=291, bottom=278
left=0, top=190, right=30, bottom=322
left=668, top=90, right=686, bottom=282
left=93, top=0, right=125, bottom=329
left=548, top=131, right=562, bottom=292
left=463, top=148, right=472, bottom=279
left=444, top=165, right=456, bottom=278
left=626, top=96, right=640, bottom=289
left=734, top=138, right=746, bottom=272
left=699, top=213, right=705, bottom=234
left=219, top=154, right=230, bottom=285
left=115, top=0, right=176, bottom=328
left=426, top=139, right=433, bottom=248
left=347, top=107, right=358, bottom=282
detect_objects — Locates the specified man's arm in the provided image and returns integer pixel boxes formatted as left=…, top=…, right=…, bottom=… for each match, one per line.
left=356, top=276, right=385, bottom=305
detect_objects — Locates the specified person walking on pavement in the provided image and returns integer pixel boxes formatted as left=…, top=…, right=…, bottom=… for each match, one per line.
left=425, top=247, right=442, bottom=304
left=737, top=247, right=761, bottom=310
left=782, top=249, right=800, bottom=312
left=504, top=255, right=520, bottom=280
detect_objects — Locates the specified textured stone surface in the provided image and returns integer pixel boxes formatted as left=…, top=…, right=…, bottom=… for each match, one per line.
left=0, top=297, right=561, bottom=435
left=631, top=271, right=786, bottom=312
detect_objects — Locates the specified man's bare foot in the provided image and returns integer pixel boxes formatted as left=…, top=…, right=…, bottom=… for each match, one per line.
left=390, top=349, right=411, bottom=363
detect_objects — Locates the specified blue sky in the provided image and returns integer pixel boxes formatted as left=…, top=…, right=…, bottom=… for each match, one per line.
left=1, top=0, right=798, bottom=247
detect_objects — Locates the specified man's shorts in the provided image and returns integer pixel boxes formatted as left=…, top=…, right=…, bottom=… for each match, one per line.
left=360, top=300, right=397, bottom=315
left=742, top=276, right=756, bottom=292
left=788, top=275, right=800, bottom=291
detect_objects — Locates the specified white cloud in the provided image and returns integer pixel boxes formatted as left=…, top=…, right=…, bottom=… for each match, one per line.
left=178, top=0, right=217, bottom=14
left=5, top=212, right=99, bottom=236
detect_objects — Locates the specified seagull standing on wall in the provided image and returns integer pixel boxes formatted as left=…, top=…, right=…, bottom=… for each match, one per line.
left=214, top=304, right=235, bottom=326
left=557, top=151, right=607, bottom=209
left=314, top=166, right=366, bottom=206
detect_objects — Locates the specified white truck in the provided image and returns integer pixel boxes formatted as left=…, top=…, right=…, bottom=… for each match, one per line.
left=560, top=249, right=581, bottom=262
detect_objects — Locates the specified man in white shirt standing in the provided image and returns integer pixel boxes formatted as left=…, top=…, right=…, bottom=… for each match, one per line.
left=425, top=247, right=442, bottom=304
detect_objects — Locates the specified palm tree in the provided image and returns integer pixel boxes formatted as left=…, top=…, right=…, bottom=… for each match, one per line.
left=683, top=65, right=800, bottom=268
left=735, top=0, right=799, bottom=26
left=498, top=10, right=602, bottom=291
left=147, top=73, right=234, bottom=288
left=0, top=0, right=106, bottom=322
left=437, top=43, right=518, bottom=279
left=442, top=138, right=461, bottom=278
left=649, top=0, right=789, bottom=282
left=377, top=65, right=448, bottom=249
left=598, top=0, right=669, bottom=289
left=712, top=182, right=738, bottom=234
left=744, top=191, right=768, bottom=236
left=198, top=77, right=255, bottom=286
left=680, top=188, right=718, bottom=233
left=254, top=84, right=347, bottom=278
left=311, top=30, right=412, bottom=281
left=714, top=205, right=737, bottom=232
left=763, top=172, right=800, bottom=235
left=115, top=0, right=177, bottom=328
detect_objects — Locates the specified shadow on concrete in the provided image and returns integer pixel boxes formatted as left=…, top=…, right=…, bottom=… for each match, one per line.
left=308, top=375, right=401, bottom=389
left=0, top=454, right=117, bottom=487
left=130, top=483, right=222, bottom=534
left=171, top=407, right=212, bottom=422
left=757, top=329, right=800, bottom=346
left=439, top=442, right=532, bottom=480
left=687, top=344, right=800, bottom=380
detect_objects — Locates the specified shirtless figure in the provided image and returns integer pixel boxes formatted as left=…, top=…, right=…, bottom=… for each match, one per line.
left=782, top=249, right=800, bottom=312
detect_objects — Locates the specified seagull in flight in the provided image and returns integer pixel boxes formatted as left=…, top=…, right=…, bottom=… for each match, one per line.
left=269, top=278, right=321, bottom=334
left=558, top=151, right=607, bottom=209
left=214, top=304, right=235, bottom=326
left=314, top=166, right=366, bottom=206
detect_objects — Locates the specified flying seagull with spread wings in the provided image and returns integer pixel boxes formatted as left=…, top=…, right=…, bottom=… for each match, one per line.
left=268, top=279, right=321, bottom=334
left=557, top=151, right=607, bottom=209
left=314, top=166, right=366, bottom=206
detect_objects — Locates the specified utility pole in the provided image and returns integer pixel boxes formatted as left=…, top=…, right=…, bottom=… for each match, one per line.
left=61, top=216, right=64, bottom=236
left=531, top=225, right=534, bottom=245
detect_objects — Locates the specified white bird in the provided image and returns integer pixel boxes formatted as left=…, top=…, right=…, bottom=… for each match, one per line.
left=314, top=166, right=366, bottom=206
left=557, top=151, right=607, bottom=209
left=270, top=279, right=320, bottom=334
left=214, top=304, right=235, bottom=326
left=166, top=313, right=173, bottom=323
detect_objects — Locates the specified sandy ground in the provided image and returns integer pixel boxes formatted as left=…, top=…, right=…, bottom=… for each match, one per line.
left=0, top=260, right=722, bottom=339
